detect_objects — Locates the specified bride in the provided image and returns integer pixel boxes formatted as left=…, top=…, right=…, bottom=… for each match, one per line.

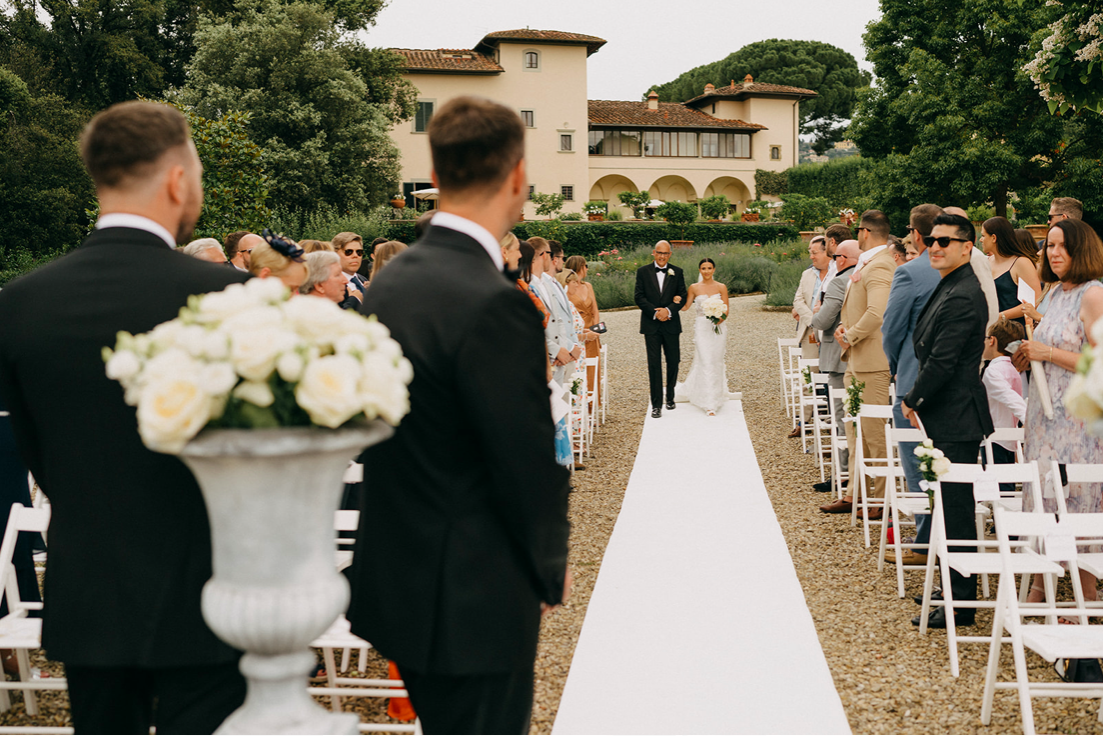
left=675, top=258, right=730, bottom=415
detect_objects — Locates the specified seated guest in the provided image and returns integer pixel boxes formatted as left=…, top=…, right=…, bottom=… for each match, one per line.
left=565, top=254, right=601, bottom=405
left=902, top=213, right=994, bottom=629
left=516, top=241, right=549, bottom=328
left=333, top=231, right=366, bottom=296
left=981, top=216, right=1041, bottom=325
left=249, top=236, right=307, bottom=292
left=182, top=237, right=228, bottom=263
left=370, top=241, right=408, bottom=281
left=501, top=232, right=521, bottom=277
left=529, top=236, right=580, bottom=385
left=298, top=251, right=346, bottom=302
left=982, top=316, right=1027, bottom=468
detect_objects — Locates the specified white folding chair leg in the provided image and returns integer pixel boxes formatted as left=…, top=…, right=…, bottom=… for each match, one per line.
left=977, top=510, right=990, bottom=599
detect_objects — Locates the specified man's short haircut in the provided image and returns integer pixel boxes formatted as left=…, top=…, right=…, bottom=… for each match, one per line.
left=225, top=231, right=249, bottom=259
left=809, top=236, right=826, bottom=252
left=528, top=236, right=550, bottom=255
left=823, top=224, right=852, bottom=254
left=299, top=251, right=341, bottom=295
left=371, top=237, right=388, bottom=246
left=859, top=209, right=891, bottom=238
left=1052, top=197, right=1084, bottom=220
left=332, top=232, right=362, bottom=252
left=428, top=96, right=525, bottom=195
left=987, top=315, right=1025, bottom=355
left=414, top=210, right=435, bottom=239
left=181, top=238, right=224, bottom=259
left=890, top=238, right=907, bottom=258
left=909, top=203, right=943, bottom=236
left=1040, top=219, right=1103, bottom=284
left=932, top=213, right=975, bottom=244
left=80, top=101, right=191, bottom=189
left=549, top=240, right=564, bottom=258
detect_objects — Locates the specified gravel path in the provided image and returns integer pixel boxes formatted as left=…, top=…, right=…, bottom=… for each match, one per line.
left=4, top=294, right=1103, bottom=734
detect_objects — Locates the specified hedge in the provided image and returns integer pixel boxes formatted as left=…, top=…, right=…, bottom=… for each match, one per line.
left=384, top=220, right=799, bottom=257
left=785, top=157, right=872, bottom=207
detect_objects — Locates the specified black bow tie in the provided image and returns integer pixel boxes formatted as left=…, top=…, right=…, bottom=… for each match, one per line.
left=656, top=266, right=666, bottom=273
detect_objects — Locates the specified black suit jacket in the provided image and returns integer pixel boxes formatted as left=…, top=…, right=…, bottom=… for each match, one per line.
left=635, top=263, right=689, bottom=335
left=348, top=224, right=570, bottom=675
left=903, top=263, right=994, bottom=442
left=0, top=227, right=250, bottom=667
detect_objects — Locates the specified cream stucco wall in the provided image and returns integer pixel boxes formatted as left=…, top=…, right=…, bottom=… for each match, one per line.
left=392, top=42, right=590, bottom=218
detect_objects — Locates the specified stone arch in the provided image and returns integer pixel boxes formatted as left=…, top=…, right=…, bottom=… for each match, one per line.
left=588, top=174, right=639, bottom=204
left=648, top=175, right=697, bottom=204
left=703, top=176, right=753, bottom=213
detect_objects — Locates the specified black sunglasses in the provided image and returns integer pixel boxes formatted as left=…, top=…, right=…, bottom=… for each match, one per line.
left=928, top=236, right=970, bottom=248
left=343, top=248, right=364, bottom=256
left=832, top=254, right=848, bottom=260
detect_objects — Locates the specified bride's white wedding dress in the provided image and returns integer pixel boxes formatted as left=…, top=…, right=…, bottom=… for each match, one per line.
left=675, top=294, right=729, bottom=414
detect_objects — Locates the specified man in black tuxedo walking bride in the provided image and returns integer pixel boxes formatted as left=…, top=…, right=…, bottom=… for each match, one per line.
left=635, top=240, right=688, bottom=418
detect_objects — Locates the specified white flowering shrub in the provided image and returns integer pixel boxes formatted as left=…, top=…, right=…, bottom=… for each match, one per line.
left=103, top=278, right=413, bottom=453
left=1024, top=4, right=1103, bottom=114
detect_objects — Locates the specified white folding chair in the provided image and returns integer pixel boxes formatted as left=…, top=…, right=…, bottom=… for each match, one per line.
left=784, top=346, right=804, bottom=424
left=599, top=343, right=609, bottom=425
left=983, top=427, right=1025, bottom=466
left=917, top=461, right=1052, bottom=677
left=796, top=359, right=821, bottom=452
left=1051, top=461, right=1103, bottom=582
left=568, top=368, right=587, bottom=462
left=777, top=337, right=800, bottom=411
left=878, top=424, right=931, bottom=597
left=980, top=505, right=1103, bottom=734
left=0, top=504, right=69, bottom=733
left=827, top=387, right=850, bottom=500
left=851, top=403, right=894, bottom=547
left=809, top=374, right=833, bottom=481
left=583, top=356, right=599, bottom=447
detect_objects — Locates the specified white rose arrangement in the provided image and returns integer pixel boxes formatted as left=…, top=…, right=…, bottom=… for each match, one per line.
left=914, top=439, right=951, bottom=510
left=1062, top=320, right=1103, bottom=434
left=103, top=278, right=413, bottom=454
left=701, top=294, right=728, bottom=334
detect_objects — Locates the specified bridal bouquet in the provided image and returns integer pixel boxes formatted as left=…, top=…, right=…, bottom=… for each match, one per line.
left=103, top=278, right=413, bottom=454
left=701, top=294, right=728, bottom=334
left=915, top=439, right=951, bottom=510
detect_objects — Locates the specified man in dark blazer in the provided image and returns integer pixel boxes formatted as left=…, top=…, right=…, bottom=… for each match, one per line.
left=348, top=96, right=571, bottom=735
left=0, top=101, right=249, bottom=733
left=635, top=241, right=688, bottom=418
left=902, top=213, right=994, bottom=629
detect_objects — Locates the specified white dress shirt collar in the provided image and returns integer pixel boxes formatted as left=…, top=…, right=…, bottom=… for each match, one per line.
left=857, top=244, right=888, bottom=266
left=429, top=211, right=504, bottom=270
left=95, top=213, right=176, bottom=249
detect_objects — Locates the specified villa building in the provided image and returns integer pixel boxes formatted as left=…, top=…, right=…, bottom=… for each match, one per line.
left=390, top=29, right=816, bottom=217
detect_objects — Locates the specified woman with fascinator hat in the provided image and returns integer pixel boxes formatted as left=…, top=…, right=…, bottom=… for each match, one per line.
left=248, top=230, right=307, bottom=292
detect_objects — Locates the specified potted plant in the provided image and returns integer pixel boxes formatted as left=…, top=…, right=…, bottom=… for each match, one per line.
left=699, top=194, right=731, bottom=223
left=389, top=192, right=406, bottom=209
left=655, top=200, right=698, bottom=248
left=743, top=200, right=766, bottom=222
left=583, top=200, right=607, bottom=221
left=102, top=270, right=413, bottom=733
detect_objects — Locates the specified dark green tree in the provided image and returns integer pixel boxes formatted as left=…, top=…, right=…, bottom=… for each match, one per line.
left=651, top=39, right=871, bottom=153
left=176, top=0, right=405, bottom=213
left=848, top=0, right=1062, bottom=219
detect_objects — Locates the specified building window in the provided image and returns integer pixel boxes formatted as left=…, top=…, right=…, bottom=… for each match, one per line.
left=528, top=185, right=535, bottom=200
left=642, top=130, right=699, bottom=157
left=588, top=129, right=642, bottom=156
left=770, top=145, right=782, bottom=161
left=521, top=110, right=535, bottom=128
left=700, top=132, right=751, bottom=158
left=414, top=101, right=434, bottom=133
left=561, top=186, right=574, bottom=201
left=524, top=50, right=540, bottom=71
left=560, top=134, right=573, bottom=152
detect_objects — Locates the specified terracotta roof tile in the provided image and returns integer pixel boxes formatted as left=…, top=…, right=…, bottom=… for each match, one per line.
left=587, top=100, right=766, bottom=131
left=393, top=48, right=503, bottom=74
left=479, top=29, right=606, bottom=55
left=684, top=81, right=817, bottom=105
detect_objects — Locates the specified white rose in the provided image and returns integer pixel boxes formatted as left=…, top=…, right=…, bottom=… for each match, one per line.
left=930, top=448, right=945, bottom=460
left=176, top=325, right=209, bottom=358
left=914, top=445, right=930, bottom=458
left=194, top=283, right=255, bottom=323
left=667, top=268, right=674, bottom=276
left=244, top=276, right=289, bottom=304
left=282, top=296, right=350, bottom=345
left=276, top=351, right=306, bottom=382
left=1066, top=374, right=1103, bottom=422
left=202, top=329, right=230, bottom=361
left=334, top=333, right=370, bottom=358
left=105, top=350, right=141, bottom=383
left=136, top=375, right=212, bottom=453
left=922, top=439, right=933, bottom=448
left=1084, top=351, right=1103, bottom=407
left=233, top=380, right=275, bottom=407
left=360, top=352, right=411, bottom=425
left=220, top=305, right=285, bottom=334
left=932, top=456, right=951, bottom=476
left=143, top=348, right=200, bottom=381
left=198, top=362, right=238, bottom=396
left=148, top=320, right=185, bottom=352
left=229, top=327, right=295, bottom=382
left=296, top=355, right=364, bottom=428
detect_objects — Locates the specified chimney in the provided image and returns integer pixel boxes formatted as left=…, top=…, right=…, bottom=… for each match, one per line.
left=744, top=73, right=754, bottom=85
left=647, top=90, right=659, bottom=111
left=704, top=82, right=715, bottom=94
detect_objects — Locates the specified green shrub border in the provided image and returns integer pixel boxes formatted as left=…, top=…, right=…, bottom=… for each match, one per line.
left=383, top=220, right=798, bottom=257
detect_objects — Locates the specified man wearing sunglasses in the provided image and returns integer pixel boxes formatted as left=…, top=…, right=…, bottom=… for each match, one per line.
left=901, top=213, right=994, bottom=629
left=1049, top=196, right=1083, bottom=225
left=334, top=231, right=367, bottom=309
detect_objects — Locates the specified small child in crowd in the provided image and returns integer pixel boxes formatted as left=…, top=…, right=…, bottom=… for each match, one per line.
left=982, top=316, right=1027, bottom=467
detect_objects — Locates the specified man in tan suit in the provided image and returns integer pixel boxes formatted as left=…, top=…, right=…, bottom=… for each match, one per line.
left=821, top=210, right=897, bottom=516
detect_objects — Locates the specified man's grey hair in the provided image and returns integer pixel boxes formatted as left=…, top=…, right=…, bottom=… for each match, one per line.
left=299, top=250, right=341, bottom=295
left=182, top=238, right=224, bottom=259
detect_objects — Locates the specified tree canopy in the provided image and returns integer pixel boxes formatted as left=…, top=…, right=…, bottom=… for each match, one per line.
left=651, top=39, right=871, bottom=153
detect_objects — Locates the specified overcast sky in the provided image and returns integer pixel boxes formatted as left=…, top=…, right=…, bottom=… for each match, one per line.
left=361, top=0, right=882, bottom=101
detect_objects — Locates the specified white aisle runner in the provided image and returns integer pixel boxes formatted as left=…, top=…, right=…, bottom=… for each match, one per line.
left=552, top=400, right=851, bottom=735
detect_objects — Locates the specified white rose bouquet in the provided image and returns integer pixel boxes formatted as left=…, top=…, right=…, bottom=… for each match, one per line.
left=701, top=294, right=728, bottom=334
left=914, top=439, right=951, bottom=510
left=103, top=278, right=413, bottom=454
left=1062, top=321, right=1103, bottom=434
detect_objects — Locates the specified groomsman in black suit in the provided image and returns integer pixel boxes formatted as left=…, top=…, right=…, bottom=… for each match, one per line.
left=348, top=96, right=571, bottom=734
left=901, top=213, right=994, bottom=629
left=635, top=241, right=689, bottom=418
left=0, top=101, right=249, bottom=733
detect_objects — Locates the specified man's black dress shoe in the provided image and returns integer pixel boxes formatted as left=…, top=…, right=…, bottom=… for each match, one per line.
left=912, top=606, right=973, bottom=628
left=812, top=481, right=832, bottom=493
left=913, top=589, right=943, bottom=606
left=666, top=401, right=676, bottom=410
left=651, top=407, right=662, bottom=418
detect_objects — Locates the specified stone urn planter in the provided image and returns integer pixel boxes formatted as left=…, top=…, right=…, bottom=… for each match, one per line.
left=179, top=422, right=394, bottom=735
left=741, top=212, right=760, bottom=222
left=389, top=198, right=406, bottom=210
left=1026, top=224, right=1050, bottom=241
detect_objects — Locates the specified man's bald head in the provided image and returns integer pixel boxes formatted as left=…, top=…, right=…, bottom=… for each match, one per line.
left=943, top=206, right=969, bottom=219
left=836, top=240, right=860, bottom=261
left=230, top=232, right=265, bottom=269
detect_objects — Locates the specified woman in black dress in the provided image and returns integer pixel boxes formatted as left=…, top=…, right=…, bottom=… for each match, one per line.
left=982, top=215, right=1042, bottom=325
